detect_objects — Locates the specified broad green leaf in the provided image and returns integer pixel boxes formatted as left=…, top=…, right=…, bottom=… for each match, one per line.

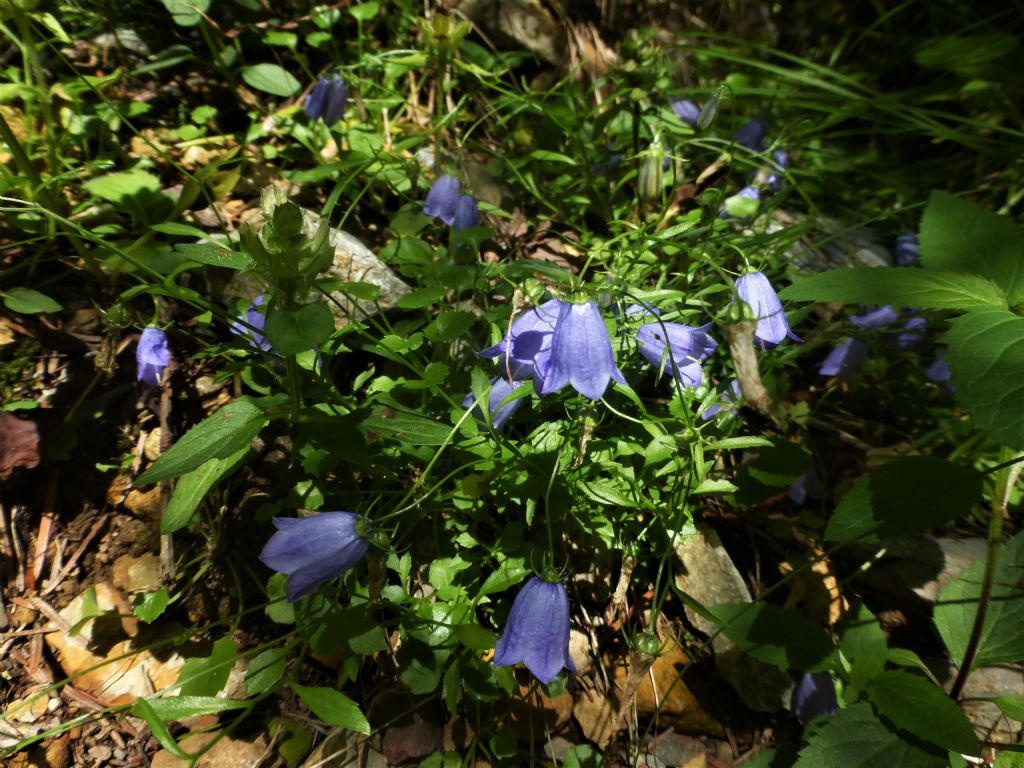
left=143, top=695, right=249, bottom=721
left=708, top=603, right=834, bottom=671
left=160, top=0, right=210, bottom=26
left=68, top=585, right=102, bottom=636
left=794, top=703, right=948, bottom=768
left=290, top=683, right=370, bottom=733
left=424, top=311, right=477, bottom=342
left=241, top=63, right=301, bottom=97
left=245, top=647, right=288, bottom=696
left=479, top=559, right=528, bottom=596
left=177, top=637, right=238, bottom=697
left=359, top=406, right=454, bottom=445
left=744, top=439, right=811, bottom=487
left=455, top=624, right=498, bottom=651
left=825, top=457, right=980, bottom=543
left=919, top=191, right=1024, bottom=303
left=866, top=671, right=978, bottom=755
left=839, top=602, right=888, bottom=685
left=348, top=1, right=379, bottom=20
left=132, top=588, right=170, bottom=623
left=995, top=695, right=1024, bottom=722
left=161, top=448, right=247, bottom=533
left=397, top=286, right=445, bottom=309
left=934, top=531, right=1024, bottom=668
left=2, top=287, right=62, bottom=314
left=175, top=243, right=254, bottom=271
left=137, top=397, right=268, bottom=484
left=996, top=752, right=1024, bottom=768
left=779, top=267, right=1007, bottom=310
left=265, top=303, right=334, bottom=356
left=84, top=169, right=172, bottom=223
left=943, top=308, right=1024, bottom=449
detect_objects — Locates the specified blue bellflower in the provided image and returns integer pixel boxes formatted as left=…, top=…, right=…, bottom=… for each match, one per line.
left=819, top=337, right=868, bottom=378
left=897, top=316, right=927, bottom=348
left=792, top=671, right=839, bottom=726
left=789, top=470, right=820, bottom=505
left=424, top=175, right=461, bottom=225
left=259, top=511, right=370, bottom=602
left=493, top=576, right=576, bottom=684
left=671, top=99, right=700, bottom=127
left=462, top=377, right=525, bottom=431
left=849, top=305, right=899, bottom=329
left=305, top=75, right=349, bottom=125
left=480, top=299, right=561, bottom=382
left=926, top=355, right=951, bottom=384
left=537, top=300, right=626, bottom=400
left=735, top=271, right=800, bottom=347
left=720, top=185, right=760, bottom=219
left=701, top=379, right=742, bottom=421
left=734, top=116, right=768, bottom=151
left=757, top=149, right=790, bottom=191
left=137, top=327, right=170, bottom=387
left=230, top=294, right=274, bottom=353
left=895, top=232, right=920, bottom=267
left=636, top=321, right=718, bottom=388
left=453, top=194, right=479, bottom=233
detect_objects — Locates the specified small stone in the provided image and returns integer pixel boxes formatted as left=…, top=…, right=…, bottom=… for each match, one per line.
left=112, top=553, right=161, bottom=594
left=143, top=429, right=162, bottom=461
left=5, top=692, right=49, bottom=723
left=649, top=733, right=707, bottom=768
left=569, top=629, right=591, bottom=675
left=543, top=736, right=573, bottom=762
left=125, top=486, right=162, bottom=520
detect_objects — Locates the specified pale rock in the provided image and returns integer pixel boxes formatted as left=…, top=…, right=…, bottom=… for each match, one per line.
left=649, top=732, right=707, bottom=768
left=568, top=629, right=592, bottom=675
left=125, top=485, right=162, bottom=520
left=151, top=732, right=268, bottom=768
left=143, top=429, right=162, bottom=461
left=112, top=553, right=161, bottom=594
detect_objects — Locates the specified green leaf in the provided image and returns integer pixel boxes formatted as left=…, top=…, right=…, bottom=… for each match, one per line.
left=175, top=243, right=254, bottom=271
left=397, top=286, right=445, bottom=309
left=779, top=267, right=1007, bottom=310
left=68, top=585, right=103, bottom=636
left=996, top=751, right=1024, bottom=768
left=242, top=63, right=301, bottom=97
left=132, top=698, right=191, bottom=759
left=478, top=559, right=528, bottom=596
left=359, top=406, right=454, bottom=445
left=348, top=1, right=379, bottom=20
left=265, top=303, right=334, bottom=356
left=794, top=703, right=948, bottom=768
left=825, top=457, right=980, bottom=543
left=2, top=287, right=62, bottom=314
left=84, top=169, right=172, bottom=223
left=290, top=683, right=370, bottom=733
left=159, top=0, right=210, bottom=26
left=708, top=602, right=834, bottom=671
left=424, top=311, right=477, bottom=342
left=143, top=695, right=249, bottom=722
left=132, top=588, right=170, bottom=623
left=994, top=695, right=1024, bottom=722
left=744, top=439, right=811, bottom=487
left=839, top=602, right=888, bottom=685
left=245, top=647, right=288, bottom=696
left=137, top=397, right=268, bottom=484
left=161, top=448, right=247, bottom=534
left=455, top=623, right=498, bottom=651
left=943, top=308, right=1024, bottom=449
left=919, top=191, right=1024, bottom=303
left=934, top=531, right=1024, bottom=668
left=177, top=637, right=238, bottom=697
left=866, top=671, right=979, bottom=755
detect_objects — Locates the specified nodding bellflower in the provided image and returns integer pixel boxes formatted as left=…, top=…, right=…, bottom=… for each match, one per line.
left=537, top=300, right=627, bottom=401
left=789, top=470, right=820, bottom=505
left=757, top=149, right=790, bottom=191
left=671, top=99, right=700, bottom=127
left=452, top=194, right=479, bottom=233
left=230, top=294, right=274, bottom=353
left=137, top=327, right=170, bottom=387
left=735, top=271, right=801, bottom=347
left=849, top=305, right=899, bottom=329
left=926, top=355, right=951, bottom=384
left=734, top=116, right=768, bottom=151
left=897, top=316, right=927, bottom=348
left=720, top=185, right=760, bottom=219
left=479, top=299, right=561, bottom=383
left=259, top=512, right=369, bottom=602
left=819, top=337, right=868, bottom=378
left=424, top=175, right=461, bottom=225
left=462, top=377, right=525, bottom=431
left=304, top=75, right=349, bottom=125
left=895, top=232, right=920, bottom=267
left=792, top=672, right=839, bottom=726
left=493, top=576, right=576, bottom=684
left=701, top=378, right=742, bottom=421
left=636, top=321, right=718, bottom=388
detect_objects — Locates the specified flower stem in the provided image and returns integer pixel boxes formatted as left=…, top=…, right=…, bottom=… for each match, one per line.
left=724, top=320, right=773, bottom=416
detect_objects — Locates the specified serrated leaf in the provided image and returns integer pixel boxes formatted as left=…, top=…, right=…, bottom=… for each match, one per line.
left=825, top=457, right=980, bottom=543
left=161, top=448, right=247, bottom=533
left=943, top=308, right=1024, bottom=449
left=867, top=671, right=978, bottom=755
left=290, top=683, right=370, bottom=733
left=241, top=63, right=301, bottom=97
left=709, top=602, right=834, bottom=671
left=934, top=531, right=1024, bottom=668
left=2, top=287, right=62, bottom=314
left=779, top=267, right=1007, bottom=310
left=794, top=702, right=948, bottom=768
left=919, top=191, right=1024, bottom=303
left=839, top=602, right=888, bottom=685
left=137, top=397, right=269, bottom=484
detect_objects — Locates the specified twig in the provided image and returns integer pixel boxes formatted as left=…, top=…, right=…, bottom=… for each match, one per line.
left=41, top=513, right=110, bottom=597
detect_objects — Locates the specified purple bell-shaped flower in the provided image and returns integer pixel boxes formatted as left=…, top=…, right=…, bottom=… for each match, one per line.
left=895, top=232, right=920, bottom=267
left=462, top=376, right=525, bottom=431
left=452, top=194, right=479, bottom=233
left=304, top=74, right=349, bottom=125
left=137, top=327, right=170, bottom=387
left=735, top=271, right=800, bottom=347
left=229, top=294, right=274, bottom=353
left=734, top=116, right=768, bottom=151
left=819, top=337, right=868, bottom=378
left=493, top=576, right=576, bottom=684
left=537, top=300, right=627, bottom=401
left=424, top=175, right=461, bottom=225
left=792, top=671, right=838, bottom=725
left=636, top=321, right=718, bottom=388
left=671, top=99, right=700, bottom=127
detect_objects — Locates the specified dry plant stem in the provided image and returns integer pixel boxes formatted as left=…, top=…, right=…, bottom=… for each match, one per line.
left=725, top=321, right=773, bottom=416
left=949, top=448, right=1024, bottom=700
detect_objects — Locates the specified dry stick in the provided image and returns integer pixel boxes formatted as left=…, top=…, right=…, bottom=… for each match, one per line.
left=724, top=321, right=774, bottom=417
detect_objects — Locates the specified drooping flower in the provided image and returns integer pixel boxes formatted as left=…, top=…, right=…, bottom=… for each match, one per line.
left=735, top=271, right=800, bottom=347
left=926, top=355, right=951, bottom=384
left=671, top=99, right=700, bottom=127
left=849, top=305, right=899, bottom=329
left=819, top=337, right=868, bottom=378
left=636, top=321, right=718, bottom=388
left=895, top=232, right=920, bottom=267
left=897, top=316, right=927, bottom=348
left=479, top=299, right=561, bottom=383
left=720, top=186, right=760, bottom=219
left=701, top=378, right=742, bottom=421
left=792, top=671, right=838, bottom=726
left=789, top=469, right=820, bottom=505
left=259, top=512, right=370, bottom=602
left=538, top=300, right=626, bottom=400
left=757, top=149, right=790, bottom=191
left=137, top=327, right=170, bottom=387
left=230, top=294, right=274, bottom=353
left=452, top=194, right=479, bottom=233
left=462, top=377, right=525, bottom=431
left=304, top=74, right=349, bottom=125
left=424, top=175, right=461, bottom=225
left=734, top=116, right=768, bottom=151
left=493, top=576, right=576, bottom=684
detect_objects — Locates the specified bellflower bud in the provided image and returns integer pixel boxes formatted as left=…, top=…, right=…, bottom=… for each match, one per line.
left=734, top=271, right=800, bottom=348
left=259, top=511, right=370, bottom=602
left=304, top=74, right=349, bottom=125
left=897, top=316, right=927, bottom=348
left=849, top=305, right=898, bottom=329
left=926, top=355, right=951, bottom=384
left=424, top=175, right=461, bottom=225
left=789, top=470, right=820, bottom=505
left=637, top=138, right=664, bottom=202
left=493, top=576, right=576, bottom=684
left=137, top=327, right=170, bottom=387
left=895, top=232, right=920, bottom=267
left=696, top=85, right=724, bottom=130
